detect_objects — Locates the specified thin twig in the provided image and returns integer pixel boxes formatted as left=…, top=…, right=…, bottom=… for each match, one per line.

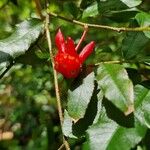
left=48, top=12, right=150, bottom=32
left=45, top=14, right=70, bottom=150
left=94, top=60, right=138, bottom=66
left=45, top=14, right=63, bottom=128
left=95, top=60, right=124, bottom=66
left=58, top=144, right=65, bottom=150
left=34, top=0, right=44, bottom=19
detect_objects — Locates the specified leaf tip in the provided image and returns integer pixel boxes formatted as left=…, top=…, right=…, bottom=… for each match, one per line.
left=124, top=104, right=134, bottom=116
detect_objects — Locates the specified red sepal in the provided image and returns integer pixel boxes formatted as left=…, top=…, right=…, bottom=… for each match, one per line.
left=65, top=37, right=77, bottom=55
left=55, top=29, right=66, bottom=52
left=79, top=41, right=95, bottom=63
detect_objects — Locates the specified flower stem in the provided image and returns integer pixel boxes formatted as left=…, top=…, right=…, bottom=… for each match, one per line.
left=75, top=25, right=88, bottom=51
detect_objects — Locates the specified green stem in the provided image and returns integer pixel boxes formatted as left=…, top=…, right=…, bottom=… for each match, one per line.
left=48, top=12, right=150, bottom=32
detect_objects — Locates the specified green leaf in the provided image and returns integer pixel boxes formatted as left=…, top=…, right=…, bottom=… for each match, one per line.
left=87, top=122, right=146, bottom=150
left=62, top=110, right=77, bottom=138
left=35, top=50, right=49, bottom=59
left=86, top=107, right=147, bottom=150
left=82, top=2, right=98, bottom=18
left=121, top=31, right=149, bottom=59
left=96, top=64, right=134, bottom=115
left=106, top=8, right=139, bottom=23
left=63, top=2, right=79, bottom=18
left=93, top=90, right=103, bottom=124
left=97, top=0, right=128, bottom=14
left=82, top=142, right=90, bottom=150
left=134, top=84, right=150, bottom=128
left=0, top=19, right=43, bottom=63
left=82, top=0, right=137, bottom=19
left=120, top=0, right=142, bottom=8
left=67, top=72, right=95, bottom=120
left=62, top=85, right=99, bottom=138
left=135, top=12, right=150, bottom=38
left=71, top=85, right=100, bottom=137
left=86, top=117, right=116, bottom=150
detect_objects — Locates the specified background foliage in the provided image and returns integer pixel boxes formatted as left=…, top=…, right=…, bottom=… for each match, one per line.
left=0, top=0, right=150, bottom=150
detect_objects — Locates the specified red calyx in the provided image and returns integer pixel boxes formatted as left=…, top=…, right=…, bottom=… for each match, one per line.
left=54, top=53, right=81, bottom=78
left=54, top=29, right=95, bottom=78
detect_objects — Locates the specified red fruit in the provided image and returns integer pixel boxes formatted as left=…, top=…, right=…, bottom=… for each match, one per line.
left=54, top=29, right=95, bottom=78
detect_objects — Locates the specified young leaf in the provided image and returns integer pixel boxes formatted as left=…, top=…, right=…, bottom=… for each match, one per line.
left=134, top=84, right=150, bottom=128
left=0, top=19, right=44, bottom=63
left=120, top=0, right=142, bottom=8
left=135, top=12, right=150, bottom=38
left=96, top=64, right=134, bottom=115
left=67, top=72, right=95, bottom=120
left=82, top=2, right=98, bottom=18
